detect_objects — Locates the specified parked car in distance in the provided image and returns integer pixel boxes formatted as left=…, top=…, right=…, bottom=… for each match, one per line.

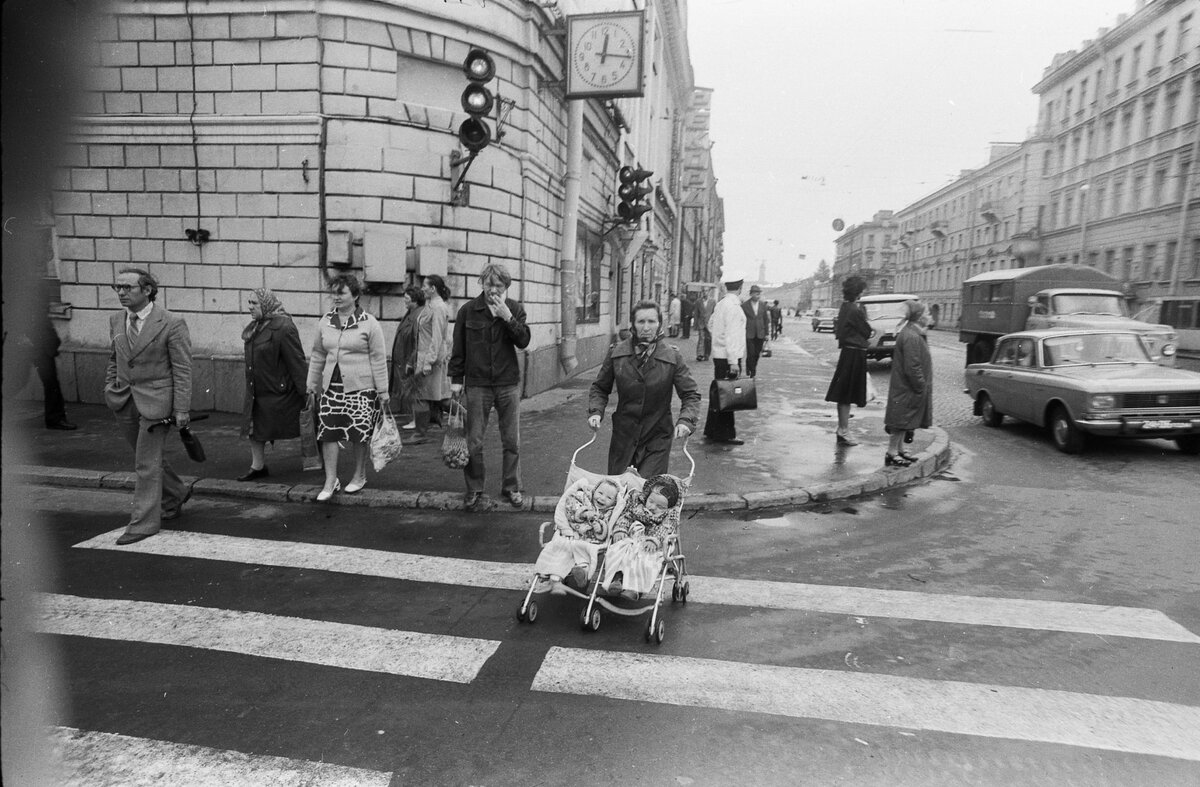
left=811, top=308, right=839, bottom=333
left=964, top=329, right=1200, bottom=454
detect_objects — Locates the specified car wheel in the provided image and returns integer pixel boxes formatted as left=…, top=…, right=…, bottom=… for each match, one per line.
left=1175, top=436, right=1200, bottom=455
left=979, top=394, right=1004, bottom=427
left=1049, top=404, right=1085, bottom=454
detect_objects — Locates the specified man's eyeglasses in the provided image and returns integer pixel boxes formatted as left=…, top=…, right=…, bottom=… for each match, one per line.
left=111, top=284, right=140, bottom=293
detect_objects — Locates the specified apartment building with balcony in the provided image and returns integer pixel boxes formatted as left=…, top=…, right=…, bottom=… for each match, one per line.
left=831, top=210, right=899, bottom=297
left=1034, top=0, right=1199, bottom=345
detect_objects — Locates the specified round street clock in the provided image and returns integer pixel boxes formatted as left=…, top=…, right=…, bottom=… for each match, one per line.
left=566, top=11, right=645, bottom=99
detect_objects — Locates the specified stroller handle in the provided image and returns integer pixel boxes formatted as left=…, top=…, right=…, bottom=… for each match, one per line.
left=680, top=435, right=696, bottom=484
left=570, top=432, right=599, bottom=469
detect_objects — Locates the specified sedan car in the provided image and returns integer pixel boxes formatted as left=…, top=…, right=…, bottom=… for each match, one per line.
left=811, top=307, right=838, bottom=333
left=964, top=329, right=1200, bottom=454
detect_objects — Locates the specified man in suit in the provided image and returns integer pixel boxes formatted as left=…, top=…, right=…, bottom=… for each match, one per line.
left=742, top=285, right=771, bottom=378
left=692, top=289, right=712, bottom=362
left=105, top=268, right=193, bottom=545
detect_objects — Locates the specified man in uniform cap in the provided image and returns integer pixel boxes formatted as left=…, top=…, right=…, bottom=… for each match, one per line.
left=702, top=269, right=747, bottom=444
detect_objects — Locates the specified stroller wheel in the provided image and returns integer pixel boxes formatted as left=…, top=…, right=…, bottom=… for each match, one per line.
left=524, top=600, right=538, bottom=623
left=581, top=606, right=601, bottom=632
left=671, top=583, right=680, bottom=602
left=681, top=581, right=690, bottom=603
left=646, top=618, right=666, bottom=644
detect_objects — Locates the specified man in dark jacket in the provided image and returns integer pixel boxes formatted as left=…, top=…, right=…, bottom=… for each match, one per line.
left=679, top=292, right=694, bottom=339
left=742, top=285, right=771, bottom=378
left=449, top=263, right=532, bottom=511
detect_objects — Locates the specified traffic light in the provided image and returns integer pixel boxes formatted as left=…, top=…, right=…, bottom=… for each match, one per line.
left=617, top=166, right=653, bottom=223
left=459, top=48, right=496, bottom=153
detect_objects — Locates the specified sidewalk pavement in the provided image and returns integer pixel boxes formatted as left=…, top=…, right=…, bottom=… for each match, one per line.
left=7, top=330, right=950, bottom=513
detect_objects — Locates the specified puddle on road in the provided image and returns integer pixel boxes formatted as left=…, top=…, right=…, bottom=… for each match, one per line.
left=746, top=510, right=851, bottom=536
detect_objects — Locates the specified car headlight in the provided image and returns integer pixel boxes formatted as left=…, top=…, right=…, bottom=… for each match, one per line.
left=1089, top=394, right=1116, bottom=410
left=1161, top=343, right=1177, bottom=357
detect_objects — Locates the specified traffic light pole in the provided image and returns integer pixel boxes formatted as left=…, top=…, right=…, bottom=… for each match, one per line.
left=450, top=149, right=478, bottom=205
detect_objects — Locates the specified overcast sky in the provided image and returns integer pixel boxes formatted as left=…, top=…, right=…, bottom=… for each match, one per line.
left=686, top=0, right=1137, bottom=284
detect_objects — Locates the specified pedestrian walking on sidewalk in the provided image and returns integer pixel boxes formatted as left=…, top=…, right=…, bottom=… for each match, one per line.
left=703, top=270, right=747, bottom=445
left=770, top=299, right=784, bottom=339
left=667, top=292, right=682, bottom=337
left=588, top=300, right=702, bottom=476
left=680, top=292, right=694, bottom=339
left=307, top=273, right=389, bottom=501
left=824, top=275, right=872, bottom=446
left=238, top=288, right=307, bottom=481
left=884, top=300, right=933, bottom=466
left=389, top=286, right=425, bottom=437
left=742, top=284, right=770, bottom=378
left=692, top=289, right=712, bottom=362
left=448, top=263, right=532, bottom=511
left=104, top=268, right=193, bottom=545
left=414, top=274, right=453, bottom=432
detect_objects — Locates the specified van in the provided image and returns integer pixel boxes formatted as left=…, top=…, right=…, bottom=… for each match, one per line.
left=857, top=293, right=920, bottom=361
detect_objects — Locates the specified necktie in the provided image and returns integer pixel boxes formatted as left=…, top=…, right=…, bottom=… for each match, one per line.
left=130, top=315, right=140, bottom=336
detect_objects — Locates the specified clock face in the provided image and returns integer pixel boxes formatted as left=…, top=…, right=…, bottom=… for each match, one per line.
left=567, top=12, right=644, bottom=98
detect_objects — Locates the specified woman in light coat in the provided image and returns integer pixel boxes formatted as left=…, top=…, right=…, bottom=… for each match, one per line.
left=883, top=300, right=933, bottom=466
left=413, top=274, right=453, bottom=435
left=306, top=273, right=389, bottom=500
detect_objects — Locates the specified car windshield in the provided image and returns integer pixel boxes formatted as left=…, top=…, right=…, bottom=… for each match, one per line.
left=1051, top=293, right=1126, bottom=316
left=817, top=309, right=837, bottom=318
left=1041, top=333, right=1151, bottom=366
left=861, top=301, right=908, bottom=321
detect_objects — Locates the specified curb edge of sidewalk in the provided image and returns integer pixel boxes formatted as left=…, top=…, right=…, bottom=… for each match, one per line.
left=14, top=428, right=953, bottom=514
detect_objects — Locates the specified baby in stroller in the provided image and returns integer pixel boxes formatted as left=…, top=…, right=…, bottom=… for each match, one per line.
left=534, top=476, right=623, bottom=587
left=599, top=474, right=681, bottom=598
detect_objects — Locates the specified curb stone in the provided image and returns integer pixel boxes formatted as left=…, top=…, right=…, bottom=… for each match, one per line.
left=19, top=427, right=954, bottom=513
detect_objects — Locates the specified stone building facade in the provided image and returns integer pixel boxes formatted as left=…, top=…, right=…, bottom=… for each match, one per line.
left=831, top=210, right=900, bottom=299
left=41, top=0, right=720, bottom=411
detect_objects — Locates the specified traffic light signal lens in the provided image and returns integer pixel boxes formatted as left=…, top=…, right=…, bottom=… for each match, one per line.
left=462, top=84, right=494, bottom=115
left=463, top=49, right=496, bottom=82
left=458, top=118, right=492, bottom=152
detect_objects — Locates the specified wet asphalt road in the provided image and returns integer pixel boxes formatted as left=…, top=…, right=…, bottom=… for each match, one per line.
left=9, top=321, right=1199, bottom=786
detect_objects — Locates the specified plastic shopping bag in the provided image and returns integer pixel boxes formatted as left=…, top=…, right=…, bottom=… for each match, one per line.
left=370, top=407, right=403, bottom=472
left=300, top=393, right=322, bottom=470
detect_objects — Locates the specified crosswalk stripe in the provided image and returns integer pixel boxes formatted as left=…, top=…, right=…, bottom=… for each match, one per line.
left=38, top=593, right=500, bottom=684
left=76, top=528, right=1200, bottom=643
left=532, top=647, right=1200, bottom=761
left=52, top=727, right=392, bottom=786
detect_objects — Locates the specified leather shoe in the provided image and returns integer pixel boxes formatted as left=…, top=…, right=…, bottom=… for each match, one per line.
left=722, top=438, right=745, bottom=446
left=505, top=490, right=525, bottom=508
left=46, top=419, right=78, bottom=430
left=161, top=487, right=193, bottom=521
left=344, top=477, right=367, bottom=494
left=116, top=530, right=156, bottom=545
left=237, top=466, right=269, bottom=482
left=316, top=480, right=341, bottom=502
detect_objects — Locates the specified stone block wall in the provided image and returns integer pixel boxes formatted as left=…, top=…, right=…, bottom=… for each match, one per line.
left=50, top=0, right=631, bottom=410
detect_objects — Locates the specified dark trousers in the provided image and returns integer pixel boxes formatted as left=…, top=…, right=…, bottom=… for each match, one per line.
left=695, top=327, right=711, bottom=360
left=34, top=354, right=68, bottom=425
left=745, top=338, right=765, bottom=378
left=681, top=320, right=691, bottom=339
left=702, top=358, right=736, bottom=441
left=463, top=384, right=521, bottom=496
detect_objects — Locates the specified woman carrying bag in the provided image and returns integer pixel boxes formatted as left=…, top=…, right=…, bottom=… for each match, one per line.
left=237, top=288, right=307, bottom=481
left=307, top=273, right=389, bottom=501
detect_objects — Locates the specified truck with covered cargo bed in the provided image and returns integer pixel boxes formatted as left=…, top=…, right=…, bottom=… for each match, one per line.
left=959, top=263, right=1178, bottom=366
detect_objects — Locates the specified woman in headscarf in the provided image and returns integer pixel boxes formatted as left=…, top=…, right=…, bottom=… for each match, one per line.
left=588, top=300, right=702, bottom=476
left=883, top=300, right=934, bottom=466
left=238, top=288, right=308, bottom=481
left=413, top=274, right=453, bottom=434
left=388, top=285, right=426, bottom=442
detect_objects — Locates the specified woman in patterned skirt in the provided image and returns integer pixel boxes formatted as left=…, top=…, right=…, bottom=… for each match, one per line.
left=306, top=273, right=389, bottom=501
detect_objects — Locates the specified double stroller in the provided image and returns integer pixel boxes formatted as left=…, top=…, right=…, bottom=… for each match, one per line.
left=515, top=434, right=694, bottom=644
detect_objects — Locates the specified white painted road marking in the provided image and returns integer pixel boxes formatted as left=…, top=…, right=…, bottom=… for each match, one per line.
left=37, top=594, right=500, bottom=684
left=52, top=727, right=392, bottom=786
left=76, top=528, right=1200, bottom=643
left=532, top=647, right=1200, bottom=761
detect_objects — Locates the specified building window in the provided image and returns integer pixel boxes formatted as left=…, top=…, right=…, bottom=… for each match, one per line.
left=1064, top=88, right=1073, bottom=121
left=575, top=235, right=603, bottom=324
left=1141, top=99, right=1155, bottom=139
left=1132, top=171, right=1146, bottom=211
left=1042, top=149, right=1053, bottom=175
left=1164, top=86, right=1180, bottom=129
left=1105, top=248, right=1117, bottom=275
left=1094, top=182, right=1107, bottom=218
left=1178, top=14, right=1193, bottom=58
left=1080, top=78, right=1089, bottom=107
left=1122, top=246, right=1135, bottom=280
left=1143, top=243, right=1158, bottom=281
left=1152, top=29, right=1166, bottom=72
left=1111, top=178, right=1125, bottom=214
left=1179, top=159, right=1193, bottom=202
left=1113, top=56, right=1123, bottom=91
left=1063, top=192, right=1074, bottom=225
left=1130, top=44, right=1142, bottom=84
left=1193, top=238, right=1200, bottom=278
left=1104, top=115, right=1116, bottom=152
left=1121, top=109, right=1134, bottom=147
left=1165, top=241, right=1177, bottom=282
left=1153, top=166, right=1168, bottom=206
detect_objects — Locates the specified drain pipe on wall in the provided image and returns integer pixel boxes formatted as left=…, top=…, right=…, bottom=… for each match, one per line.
left=558, top=98, right=583, bottom=374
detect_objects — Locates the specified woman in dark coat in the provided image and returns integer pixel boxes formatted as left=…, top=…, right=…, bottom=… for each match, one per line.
left=588, top=300, right=702, bottom=476
left=388, top=285, right=426, bottom=443
left=238, top=288, right=308, bottom=480
left=823, top=275, right=872, bottom=446
left=884, top=300, right=933, bottom=466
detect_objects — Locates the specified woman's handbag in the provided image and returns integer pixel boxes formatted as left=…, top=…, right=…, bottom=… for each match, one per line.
left=441, top=399, right=470, bottom=469
left=713, top=377, right=757, bottom=412
left=370, top=406, right=403, bottom=472
left=299, top=393, right=322, bottom=470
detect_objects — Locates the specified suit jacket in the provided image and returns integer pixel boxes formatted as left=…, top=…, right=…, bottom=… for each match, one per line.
left=742, top=300, right=770, bottom=340
left=105, top=305, right=193, bottom=420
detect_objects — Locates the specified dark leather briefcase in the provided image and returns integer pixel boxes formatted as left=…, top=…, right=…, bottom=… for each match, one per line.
left=713, top=377, right=757, bottom=412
